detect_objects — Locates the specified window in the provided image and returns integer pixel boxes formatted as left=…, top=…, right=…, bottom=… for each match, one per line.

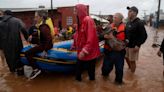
left=66, top=16, right=73, bottom=26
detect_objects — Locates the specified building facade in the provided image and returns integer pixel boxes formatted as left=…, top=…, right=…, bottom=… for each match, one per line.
left=2, top=6, right=88, bottom=30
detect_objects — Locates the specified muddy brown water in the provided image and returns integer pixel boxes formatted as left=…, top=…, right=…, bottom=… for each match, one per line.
left=0, top=26, right=164, bottom=92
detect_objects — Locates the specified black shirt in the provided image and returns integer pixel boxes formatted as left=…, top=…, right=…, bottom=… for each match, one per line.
left=125, top=18, right=147, bottom=48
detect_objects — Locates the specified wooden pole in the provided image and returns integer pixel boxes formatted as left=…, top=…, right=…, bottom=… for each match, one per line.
left=156, top=0, right=161, bottom=28
left=51, top=0, right=53, bottom=16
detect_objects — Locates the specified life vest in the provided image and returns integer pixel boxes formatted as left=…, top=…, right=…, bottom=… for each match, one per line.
left=34, top=18, right=54, bottom=43
left=39, top=17, right=54, bottom=37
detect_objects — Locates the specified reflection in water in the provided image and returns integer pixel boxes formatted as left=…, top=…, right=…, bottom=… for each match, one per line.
left=0, top=26, right=164, bottom=92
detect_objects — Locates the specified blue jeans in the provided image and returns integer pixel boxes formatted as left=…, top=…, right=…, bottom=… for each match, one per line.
left=102, top=50, right=125, bottom=83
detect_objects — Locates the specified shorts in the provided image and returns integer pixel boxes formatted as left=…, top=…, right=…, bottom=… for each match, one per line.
left=125, top=47, right=140, bottom=61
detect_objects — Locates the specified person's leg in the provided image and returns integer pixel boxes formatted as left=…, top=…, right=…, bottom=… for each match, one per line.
left=15, top=52, right=24, bottom=76
left=125, top=48, right=131, bottom=69
left=88, top=59, right=96, bottom=80
left=125, top=57, right=131, bottom=69
left=163, top=53, right=164, bottom=77
left=129, top=48, right=139, bottom=73
left=101, top=54, right=114, bottom=76
left=3, top=48, right=17, bottom=72
left=130, top=61, right=136, bottom=73
left=75, top=59, right=84, bottom=81
left=25, top=46, right=44, bottom=69
left=0, top=50, right=6, bottom=67
left=115, top=53, right=124, bottom=84
left=25, top=46, right=45, bottom=79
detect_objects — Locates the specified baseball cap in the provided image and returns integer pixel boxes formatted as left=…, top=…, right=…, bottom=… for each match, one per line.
left=127, top=6, right=138, bottom=14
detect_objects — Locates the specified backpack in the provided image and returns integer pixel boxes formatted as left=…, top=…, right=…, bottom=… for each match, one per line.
left=0, top=16, right=12, bottom=49
left=138, top=20, right=148, bottom=45
left=141, top=27, right=147, bottom=44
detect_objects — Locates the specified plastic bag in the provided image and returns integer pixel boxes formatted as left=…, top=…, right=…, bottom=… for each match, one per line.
left=24, top=65, right=33, bottom=78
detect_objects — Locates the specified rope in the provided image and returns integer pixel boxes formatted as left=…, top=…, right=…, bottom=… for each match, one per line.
left=20, top=54, right=76, bottom=64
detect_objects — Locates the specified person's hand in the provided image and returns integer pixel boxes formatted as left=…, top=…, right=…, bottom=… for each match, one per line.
left=28, top=35, right=32, bottom=42
left=70, top=46, right=76, bottom=51
left=157, top=50, right=162, bottom=57
left=133, top=46, right=139, bottom=52
left=41, top=51, right=48, bottom=58
left=104, top=33, right=114, bottom=39
left=78, top=51, right=85, bottom=59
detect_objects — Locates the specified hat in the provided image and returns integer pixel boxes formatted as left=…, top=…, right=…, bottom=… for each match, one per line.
left=127, top=6, right=138, bottom=14
left=4, top=10, right=13, bottom=15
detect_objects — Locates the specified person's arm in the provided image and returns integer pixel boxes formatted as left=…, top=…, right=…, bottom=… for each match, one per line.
left=157, top=39, right=164, bottom=57
left=21, top=27, right=28, bottom=40
left=18, top=19, right=28, bottom=40
left=70, top=33, right=77, bottom=50
left=81, top=18, right=97, bottom=55
left=98, top=33, right=105, bottom=41
left=160, top=39, right=164, bottom=53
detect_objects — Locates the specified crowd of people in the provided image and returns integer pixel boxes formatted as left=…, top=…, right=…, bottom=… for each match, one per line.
left=0, top=4, right=163, bottom=85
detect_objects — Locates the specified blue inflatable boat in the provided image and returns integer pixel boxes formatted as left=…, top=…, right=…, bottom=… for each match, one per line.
left=20, top=40, right=104, bottom=72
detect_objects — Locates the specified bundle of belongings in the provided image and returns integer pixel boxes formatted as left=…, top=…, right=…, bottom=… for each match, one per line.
left=102, top=28, right=126, bottom=51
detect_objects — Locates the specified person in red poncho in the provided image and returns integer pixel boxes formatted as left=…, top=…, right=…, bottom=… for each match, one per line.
left=71, top=4, right=100, bottom=81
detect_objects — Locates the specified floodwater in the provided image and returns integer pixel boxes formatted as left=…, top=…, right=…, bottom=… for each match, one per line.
left=0, top=26, right=164, bottom=92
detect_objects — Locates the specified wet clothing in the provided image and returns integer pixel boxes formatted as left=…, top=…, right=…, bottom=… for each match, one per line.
left=39, top=17, right=54, bottom=37
left=101, top=22, right=126, bottom=83
left=160, top=39, right=164, bottom=53
left=160, top=39, right=164, bottom=64
left=0, top=15, right=28, bottom=72
left=76, top=59, right=96, bottom=81
left=73, top=4, right=100, bottom=81
left=25, top=24, right=53, bottom=69
left=28, top=25, right=39, bottom=44
left=102, top=51, right=125, bottom=83
left=72, top=4, right=100, bottom=61
left=125, top=18, right=147, bottom=48
left=125, top=47, right=139, bottom=61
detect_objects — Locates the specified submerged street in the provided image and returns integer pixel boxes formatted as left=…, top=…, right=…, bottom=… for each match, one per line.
left=0, top=26, right=164, bottom=92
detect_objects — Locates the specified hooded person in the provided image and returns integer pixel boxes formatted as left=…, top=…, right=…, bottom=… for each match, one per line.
left=71, top=4, right=100, bottom=81
left=0, top=10, right=28, bottom=73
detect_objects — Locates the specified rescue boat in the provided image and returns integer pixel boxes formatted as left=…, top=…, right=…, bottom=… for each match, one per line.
left=20, top=40, right=104, bottom=72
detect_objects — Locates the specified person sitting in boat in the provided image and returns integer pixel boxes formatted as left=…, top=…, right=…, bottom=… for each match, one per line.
left=25, top=10, right=53, bottom=79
